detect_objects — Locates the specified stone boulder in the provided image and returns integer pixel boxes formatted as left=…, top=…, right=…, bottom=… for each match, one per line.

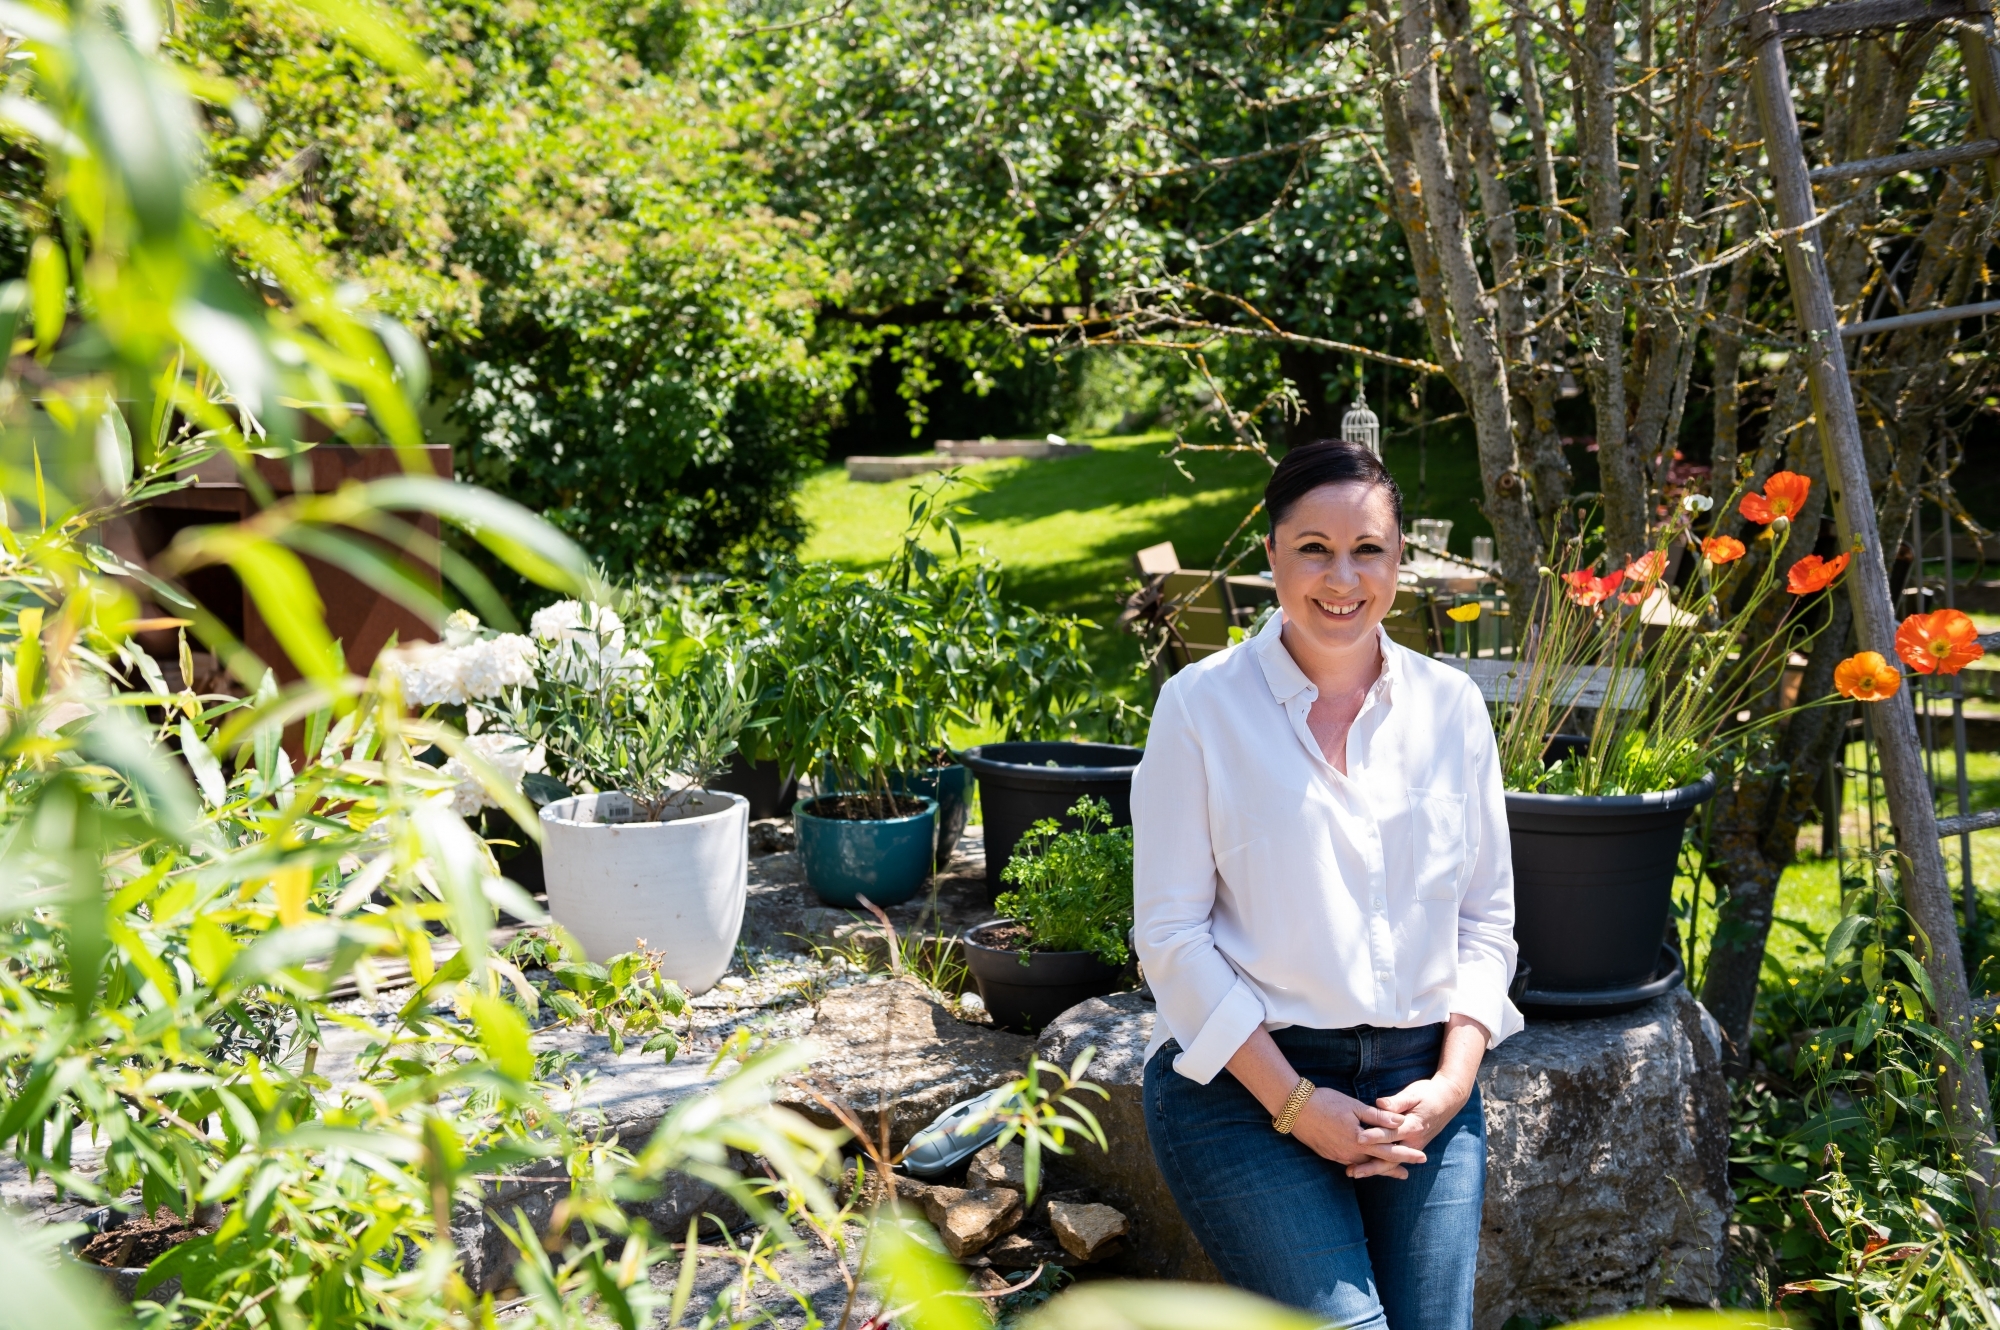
left=1035, top=989, right=1732, bottom=1326
left=780, top=976, right=1036, bottom=1151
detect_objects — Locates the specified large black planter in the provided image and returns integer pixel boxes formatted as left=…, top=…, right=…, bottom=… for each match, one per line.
left=1506, top=773, right=1715, bottom=1001
left=960, top=742, right=1143, bottom=901
left=963, top=919, right=1124, bottom=1034
left=708, top=753, right=799, bottom=821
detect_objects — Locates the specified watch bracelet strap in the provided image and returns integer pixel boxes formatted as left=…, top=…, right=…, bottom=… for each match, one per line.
left=1272, top=1077, right=1315, bottom=1134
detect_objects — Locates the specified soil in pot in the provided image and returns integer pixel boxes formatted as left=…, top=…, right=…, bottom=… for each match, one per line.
left=794, top=793, right=937, bottom=908
left=963, top=919, right=1124, bottom=1035
left=961, top=743, right=1142, bottom=902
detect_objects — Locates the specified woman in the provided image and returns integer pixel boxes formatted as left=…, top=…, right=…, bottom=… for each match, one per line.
left=1133, top=440, right=1519, bottom=1329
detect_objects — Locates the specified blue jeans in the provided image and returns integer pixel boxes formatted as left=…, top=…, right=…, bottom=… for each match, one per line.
left=1144, top=1023, right=1485, bottom=1330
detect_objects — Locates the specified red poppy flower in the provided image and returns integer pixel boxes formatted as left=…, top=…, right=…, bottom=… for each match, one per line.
left=1617, top=550, right=1667, bottom=606
left=1563, top=567, right=1625, bottom=607
left=1740, top=471, right=1812, bottom=525
left=1834, top=652, right=1902, bottom=701
left=1702, top=536, right=1746, bottom=565
left=1895, top=608, right=1985, bottom=676
left=1786, top=552, right=1850, bottom=595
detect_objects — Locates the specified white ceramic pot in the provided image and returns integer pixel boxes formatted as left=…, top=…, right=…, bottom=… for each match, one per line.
left=539, top=790, right=749, bottom=993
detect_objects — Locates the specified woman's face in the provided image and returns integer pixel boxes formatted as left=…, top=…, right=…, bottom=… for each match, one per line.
left=1264, top=482, right=1402, bottom=659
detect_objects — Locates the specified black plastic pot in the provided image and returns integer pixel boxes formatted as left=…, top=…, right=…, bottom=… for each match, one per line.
left=708, top=753, right=799, bottom=821
left=1506, top=773, right=1715, bottom=997
left=960, top=742, right=1143, bottom=901
left=963, top=919, right=1124, bottom=1034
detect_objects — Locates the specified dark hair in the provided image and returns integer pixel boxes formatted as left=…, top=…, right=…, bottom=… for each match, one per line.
left=1264, top=439, right=1404, bottom=534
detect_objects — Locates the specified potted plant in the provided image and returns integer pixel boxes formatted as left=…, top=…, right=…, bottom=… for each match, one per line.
left=765, top=563, right=941, bottom=906
left=963, top=796, right=1134, bottom=1033
left=878, top=473, right=1133, bottom=889
left=502, top=594, right=755, bottom=991
left=1477, top=477, right=1849, bottom=1011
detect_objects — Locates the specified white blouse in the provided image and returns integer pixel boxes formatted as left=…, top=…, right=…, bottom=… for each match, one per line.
left=1132, top=612, right=1522, bottom=1084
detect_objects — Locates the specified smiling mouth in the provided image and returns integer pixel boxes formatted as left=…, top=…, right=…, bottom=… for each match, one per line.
left=1312, top=598, right=1363, bottom=619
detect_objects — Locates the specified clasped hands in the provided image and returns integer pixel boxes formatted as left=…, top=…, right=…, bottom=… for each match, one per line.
left=1288, top=1075, right=1472, bottom=1180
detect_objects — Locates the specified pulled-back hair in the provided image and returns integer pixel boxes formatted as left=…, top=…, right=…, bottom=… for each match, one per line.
left=1264, top=440, right=1404, bottom=533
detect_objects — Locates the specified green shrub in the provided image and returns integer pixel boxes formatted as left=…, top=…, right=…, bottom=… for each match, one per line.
left=994, top=797, right=1134, bottom=964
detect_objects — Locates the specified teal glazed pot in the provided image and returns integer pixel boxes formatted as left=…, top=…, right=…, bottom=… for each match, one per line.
left=890, top=763, right=973, bottom=868
left=794, top=794, right=939, bottom=907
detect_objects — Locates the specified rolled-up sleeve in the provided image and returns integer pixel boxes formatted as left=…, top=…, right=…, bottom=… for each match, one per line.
left=1132, top=680, right=1268, bottom=1083
left=1451, top=680, right=1523, bottom=1047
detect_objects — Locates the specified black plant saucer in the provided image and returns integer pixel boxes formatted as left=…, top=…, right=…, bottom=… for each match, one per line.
left=1518, top=943, right=1685, bottom=1019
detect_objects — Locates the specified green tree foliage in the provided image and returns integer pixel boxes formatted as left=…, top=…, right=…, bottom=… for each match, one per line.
left=168, top=0, right=851, bottom=582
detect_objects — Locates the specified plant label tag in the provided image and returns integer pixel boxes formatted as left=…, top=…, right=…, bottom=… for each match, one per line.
left=595, top=792, right=639, bottom=824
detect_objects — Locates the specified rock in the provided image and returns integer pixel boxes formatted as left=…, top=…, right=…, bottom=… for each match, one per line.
left=919, top=1185, right=1023, bottom=1258
left=781, top=977, right=1036, bottom=1152
left=1476, top=989, right=1732, bottom=1326
left=1047, top=1200, right=1128, bottom=1261
left=985, top=1226, right=1073, bottom=1272
left=749, top=818, right=797, bottom=855
left=967, top=1141, right=1026, bottom=1192
left=1034, top=988, right=1732, bottom=1325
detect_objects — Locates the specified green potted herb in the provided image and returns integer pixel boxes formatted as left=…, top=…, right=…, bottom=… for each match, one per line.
left=963, top=796, right=1134, bottom=1033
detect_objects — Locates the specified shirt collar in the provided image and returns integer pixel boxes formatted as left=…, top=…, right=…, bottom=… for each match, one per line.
left=1252, top=610, right=1400, bottom=706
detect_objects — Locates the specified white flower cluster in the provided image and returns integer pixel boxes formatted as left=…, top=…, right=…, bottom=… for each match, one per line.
left=444, top=731, right=547, bottom=817
left=385, top=635, right=536, bottom=706
left=530, top=600, right=650, bottom=684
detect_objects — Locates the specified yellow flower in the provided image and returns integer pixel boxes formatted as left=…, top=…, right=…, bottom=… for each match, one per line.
left=1788, top=978, right=1799, bottom=986
left=1975, top=1041, right=1985, bottom=1050
left=1445, top=603, right=1481, bottom=623
left=1844, top=1053, right=1854, bottom=1061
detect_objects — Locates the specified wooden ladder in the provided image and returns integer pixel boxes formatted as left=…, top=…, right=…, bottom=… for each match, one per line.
left=1744, top=0, right=2000, bottom=1216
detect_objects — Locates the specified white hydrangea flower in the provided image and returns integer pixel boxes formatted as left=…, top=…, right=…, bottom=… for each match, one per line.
left=530, top=600, right=647, bottom=684
left=444, top=731, right=546, bottom=817
left=385, top=633, right=537, bottom=705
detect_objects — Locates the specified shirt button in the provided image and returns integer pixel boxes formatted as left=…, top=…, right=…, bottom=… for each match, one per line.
left=1373, top=896, right=1385, bottom=909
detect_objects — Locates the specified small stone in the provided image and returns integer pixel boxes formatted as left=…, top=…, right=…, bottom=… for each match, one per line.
left=1047, top=1200, right=1128, bottom=1262
left=973, top=1267, right=1012, bottom=1294
left=967, top=1140, right=1026, bottom=1192
left=748, top=818, right=797, bottom=855
left=717, top=976, right=746, bottom=992
left=921, top=1186, right=1021, bottom=1258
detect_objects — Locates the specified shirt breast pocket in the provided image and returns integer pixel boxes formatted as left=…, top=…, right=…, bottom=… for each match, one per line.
left=1408, top=788, right=1467, bottom=902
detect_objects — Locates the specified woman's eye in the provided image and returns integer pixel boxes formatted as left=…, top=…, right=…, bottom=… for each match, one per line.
left=1296, top=542, right=1328, bottom=555
left=1356, top=543, right=1384, bottom=555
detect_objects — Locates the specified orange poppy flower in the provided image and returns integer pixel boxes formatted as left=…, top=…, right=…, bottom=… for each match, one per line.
left=1563, top=567, right=1625, bottom=607
left=1895, top=608, right=1985, bottom=676
left=1702, top=536, right=1746, bottom=565
left=1615, top=551, right=1664, bottom=606
left=1834, top=652, right=1902, bottom=701
left=1740, top=471, right=1812, bottom=525
left=1786, top=552, right=1850, bottom=595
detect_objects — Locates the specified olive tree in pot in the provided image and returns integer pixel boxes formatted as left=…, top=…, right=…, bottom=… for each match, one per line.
left=501, top=595, right=755, bottom=990
left=1478, top=479, right=1857, bottom=1014
left=965, top=796, right=1134, bottom=1034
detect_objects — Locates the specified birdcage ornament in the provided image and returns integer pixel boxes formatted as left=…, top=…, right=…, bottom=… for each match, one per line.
left=1341, top=388, right=1381, bottom=456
